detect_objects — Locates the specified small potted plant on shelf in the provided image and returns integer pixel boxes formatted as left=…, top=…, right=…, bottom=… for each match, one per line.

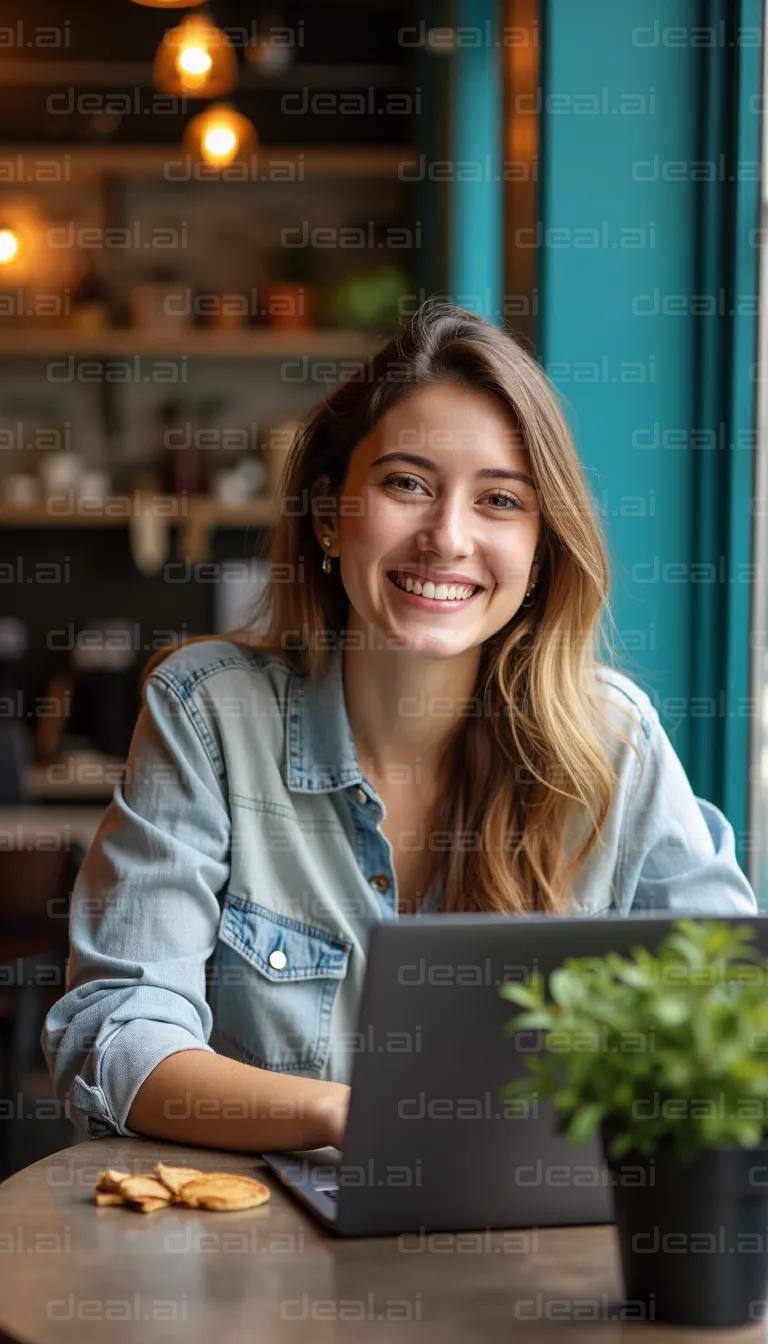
left=263, top=245, right=317, bottom=331
left=500, top=919, right=768, bottom=1329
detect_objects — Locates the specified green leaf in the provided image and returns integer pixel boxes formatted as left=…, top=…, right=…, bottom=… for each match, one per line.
left=499, top=984, right=542, bottom=1009
left=568, top=1103, right=605, bottom=1146
left=502, top=1010, right=554, bottom=1035
left=606, top=1129, right=638, bottom=1159
left=651, top=997, right=690, bottom=1027
left=550, top=969, right=586, bottom=1010
left=500, top=1076, right=539, bottom=1098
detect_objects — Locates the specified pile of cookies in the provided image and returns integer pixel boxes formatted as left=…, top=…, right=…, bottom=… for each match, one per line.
left=94, top=1163, right=271, bottom=1213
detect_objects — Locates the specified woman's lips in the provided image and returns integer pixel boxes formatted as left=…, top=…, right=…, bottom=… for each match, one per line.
left=385, top=572, right=483, bottom=611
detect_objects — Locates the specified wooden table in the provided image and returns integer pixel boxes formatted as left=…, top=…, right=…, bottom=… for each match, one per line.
left=25, top=755, right=122, bottom=802
left=0, top=806, right=106, bottom=851
left=0, top=1140, right=763, bottom=1343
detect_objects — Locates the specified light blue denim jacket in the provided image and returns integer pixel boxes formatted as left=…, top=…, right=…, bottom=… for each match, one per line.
left=42, top=638, right=757, bottom=1139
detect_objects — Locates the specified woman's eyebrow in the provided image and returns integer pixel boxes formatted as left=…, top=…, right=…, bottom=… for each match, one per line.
left=371, top=451, right=536, bottom=490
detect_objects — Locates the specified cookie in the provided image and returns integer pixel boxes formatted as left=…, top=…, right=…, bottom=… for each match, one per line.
left=154, top=1163, right=204, bottom=1197
left=179, top=1173, right=271, bottom=1211
left=117, top=1175, right=173, bottom=1208
left=95, top=1169, right=130, bottom=1193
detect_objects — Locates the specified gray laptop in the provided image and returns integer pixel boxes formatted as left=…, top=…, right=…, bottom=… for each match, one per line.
left=263, top=912, right=768, bottom=1236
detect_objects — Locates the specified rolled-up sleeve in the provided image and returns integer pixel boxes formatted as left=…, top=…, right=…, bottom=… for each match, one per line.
left=619, top=707, right=757, bottom=916
left=42, top=670, right=230, bottom=1137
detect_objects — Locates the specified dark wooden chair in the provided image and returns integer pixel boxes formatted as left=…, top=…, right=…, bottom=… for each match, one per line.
left=0, top=721, right=29, bottom=805
left=0, top=842, right=86, bottom=1175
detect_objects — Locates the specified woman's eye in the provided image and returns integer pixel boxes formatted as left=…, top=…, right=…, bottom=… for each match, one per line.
left=486, top=491, right=523, bottom=512
left=384, top=473, right=423, bottom=493
left=382, top=475, right=524, bottom=512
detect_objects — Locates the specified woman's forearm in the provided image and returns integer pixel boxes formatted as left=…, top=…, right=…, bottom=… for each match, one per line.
left=126, top=1049, right=349, bottom=1151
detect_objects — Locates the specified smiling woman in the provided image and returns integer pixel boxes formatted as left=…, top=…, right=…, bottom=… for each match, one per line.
left=43, top=303, right=756, bottom=1157
left=270, top=305, right=620, bottom=918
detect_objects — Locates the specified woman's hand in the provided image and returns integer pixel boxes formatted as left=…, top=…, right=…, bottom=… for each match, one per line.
left=127, top=1052, right=353, bottom=1154
left=309, top=1083, right=351, bottom=1150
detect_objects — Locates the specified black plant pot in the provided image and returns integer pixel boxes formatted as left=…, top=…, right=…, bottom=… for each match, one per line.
left=604, top=1132, right=768, bottom=1328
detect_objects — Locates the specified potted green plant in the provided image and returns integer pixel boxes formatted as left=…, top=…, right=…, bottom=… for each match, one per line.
left=500, top=919, right=768, bottom=1329
left=326, top=265, right=410, bottom=332
left=264, top=245, right=317, bottom=331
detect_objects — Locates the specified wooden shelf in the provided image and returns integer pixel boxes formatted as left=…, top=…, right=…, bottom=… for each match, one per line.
left=0, top=62, right=406, bottom=92
left=0, top=143, right=411, bottom=182
left=0, top=327, right=385, bottom=358
left=0, top=491, right=277, bottom=527
left=182, top=494, right=279, bottom=528
left=1, top=491, right=278, bottom=566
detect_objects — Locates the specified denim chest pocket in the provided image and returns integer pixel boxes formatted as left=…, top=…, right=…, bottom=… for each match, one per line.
left=208, top=894, right=352, bottom=1074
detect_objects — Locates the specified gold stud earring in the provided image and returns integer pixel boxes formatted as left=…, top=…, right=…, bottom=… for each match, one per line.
left=321, top=535, right=332, bottom=574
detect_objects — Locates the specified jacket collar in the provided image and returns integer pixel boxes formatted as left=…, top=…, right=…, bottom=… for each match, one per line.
left=286, top=643, right=444, bottom=910
left=286, top=644, right=364, bottom=792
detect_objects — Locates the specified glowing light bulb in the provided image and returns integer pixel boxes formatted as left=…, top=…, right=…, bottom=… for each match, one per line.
left=0, top=230, right=18, bottom=263
left=182, top=103, right=258, bottom=169
left=130, top=0, right=205, bottom=8
left=203, top=125, right=238, bottom=160
left=178, top=45, right=212, bottom=76
left=153, top=15, right=236, bottom=96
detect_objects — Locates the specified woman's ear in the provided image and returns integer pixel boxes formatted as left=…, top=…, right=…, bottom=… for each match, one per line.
left=309, top=474, right=338, bottom=552
left=533, top=525, right=553, bottom=585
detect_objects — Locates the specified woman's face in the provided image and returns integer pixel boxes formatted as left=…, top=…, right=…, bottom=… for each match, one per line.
left=315, top=382, right=542, bottom=660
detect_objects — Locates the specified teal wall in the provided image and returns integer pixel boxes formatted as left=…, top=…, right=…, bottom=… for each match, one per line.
left=539, top=0, right=701, bottom=764
left=448, top=0, right=504, bottom=313
left=723, top=0, right=761, bottom=844
left=443, top=0, right=761, bottom=858
left=537, top=0, right=761, bottom=857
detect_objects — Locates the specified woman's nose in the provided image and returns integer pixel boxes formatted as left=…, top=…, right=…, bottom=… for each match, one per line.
left=416, top=494, right=474, bottom=557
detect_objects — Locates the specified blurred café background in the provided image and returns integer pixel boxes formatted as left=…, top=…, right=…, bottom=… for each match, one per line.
left=0, top=0, right=765, bottom=1174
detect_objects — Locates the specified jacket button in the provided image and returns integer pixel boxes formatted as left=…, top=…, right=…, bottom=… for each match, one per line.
left=370, top=873, right=390, bottom=892
left=268, top=949, right=287, bottom=970
left=355, top=787, right=367, bottom=804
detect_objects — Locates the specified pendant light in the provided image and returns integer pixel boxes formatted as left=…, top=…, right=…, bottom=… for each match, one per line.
left=153, top=13, right=237, bottom=97
left=0, top=198, right=62, bottom=285
left=182, top=103, right=258, bottom=167
left=0, top=230, right=19, bottom=265
left=131, top=0, right=205, bottom=7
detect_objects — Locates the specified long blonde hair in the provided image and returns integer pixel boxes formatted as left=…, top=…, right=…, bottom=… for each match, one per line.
left=144, top=303, right=633, bottom=913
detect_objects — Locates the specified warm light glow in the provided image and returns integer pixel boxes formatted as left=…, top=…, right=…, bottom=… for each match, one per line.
left=0, top=230, right=19, bottom=264
left=131, top=0, right=205, bottom=7
left=203, top=125, right=238, bottom=161
left=153, top=15, right=236, bottom=97
left=182, top=103, right=258, bottom=168
left=0, top=198, right=73, bottom=289
left=178, top=45, right=212, bottom=77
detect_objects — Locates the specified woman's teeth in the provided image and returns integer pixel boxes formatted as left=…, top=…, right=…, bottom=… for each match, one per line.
left=391, top=574, right=476, bottom=602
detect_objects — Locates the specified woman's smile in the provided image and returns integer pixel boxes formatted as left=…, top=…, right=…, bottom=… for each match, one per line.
left=385, top=570, right=484, bottom=611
